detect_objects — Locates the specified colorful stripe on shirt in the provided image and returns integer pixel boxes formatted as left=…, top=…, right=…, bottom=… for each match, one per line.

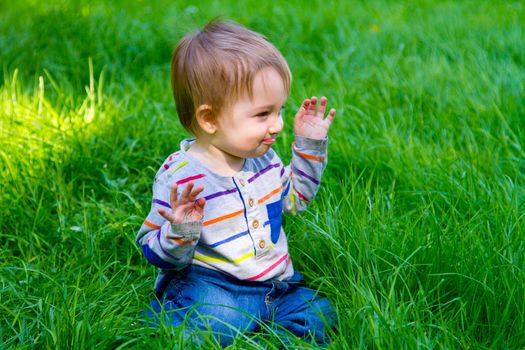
left=248, top=163, right=280, bottom=183
left=295, top=189, right=310, bottom=203
left=292, top=143, right=325, bottom=162
left=205, top=230, right=250, bottom=248
left=245, top=253, right=288, bottom=281
left=194, top=250, right=254, bottom=264
left=203, top=209, right=244, bottom=226
left=177, top=174, right=206, bottom=185
left=258, top=186, right=283, bottom=204
left=204, top=188, right=237, bottom=201
left=153, top=198, right=170, bottom=208
left=144, top=220, right=160, bottom=229
left=291, top=166, right=319, bottom=185
left=170, top=160, right=188, bottom=175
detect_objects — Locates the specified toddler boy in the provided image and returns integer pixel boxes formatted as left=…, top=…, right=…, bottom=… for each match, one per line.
left=136, top=19, right=337, bottom=346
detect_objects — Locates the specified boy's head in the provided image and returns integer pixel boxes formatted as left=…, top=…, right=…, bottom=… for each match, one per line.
left=171, top=19, right=291, bottom=135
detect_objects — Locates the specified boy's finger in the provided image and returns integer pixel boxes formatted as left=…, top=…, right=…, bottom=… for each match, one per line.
left=325, top=108, right=336, bottom=125
left=296, top=100, right=310, bottom=119
left=316, top=96, right=327, bottom=118
left=158, top=208, right=173, bottom=222
left=189, top=186, right=205, bottom=202
left=192, top=186, right=205, bottom=195
left=196, top=198, right=206, bottom=210
left=307, top=96, right=317, bottom=114
left=170, top=184, right=179, bottom=208
left=180, top=182, right=194, bottom=201
left=302, top=99, right=311, bottom=109
left=295, top=106, right=306, bottom=119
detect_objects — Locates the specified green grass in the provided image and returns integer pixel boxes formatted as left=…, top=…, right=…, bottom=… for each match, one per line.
left=1, top=0, right=524, bottom=348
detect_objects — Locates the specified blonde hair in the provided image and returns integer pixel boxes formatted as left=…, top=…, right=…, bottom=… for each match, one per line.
left=171, top=19, right=292, bottom=134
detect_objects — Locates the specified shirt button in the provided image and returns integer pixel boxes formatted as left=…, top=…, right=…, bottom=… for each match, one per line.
left=248, top=198, right=254, bottom=207
left=259, top=240, right=266, bottom=249
left=239, top=179, right=245, bottom=186
left=252, top=220, right=259, bottom=229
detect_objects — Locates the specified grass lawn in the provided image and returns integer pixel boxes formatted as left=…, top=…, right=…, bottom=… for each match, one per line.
left=1, top=0, right=524, bottom=348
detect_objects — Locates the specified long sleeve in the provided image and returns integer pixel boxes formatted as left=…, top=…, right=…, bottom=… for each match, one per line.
left=136, top=170, right=202, bottom=270
left=281, top=135, right=328, bottom=215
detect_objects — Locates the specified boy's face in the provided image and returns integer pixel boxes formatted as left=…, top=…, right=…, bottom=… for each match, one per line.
left=212, top=67, right=287, bottom=160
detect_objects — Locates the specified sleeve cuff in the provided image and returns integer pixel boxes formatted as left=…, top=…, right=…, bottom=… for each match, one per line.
left=170, top=220, right=202, bottom=241
left=294, top=135, right=328, bottom=150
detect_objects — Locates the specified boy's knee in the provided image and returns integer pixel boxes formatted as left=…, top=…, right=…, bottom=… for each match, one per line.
left=275, top=290, right=335, bottom=344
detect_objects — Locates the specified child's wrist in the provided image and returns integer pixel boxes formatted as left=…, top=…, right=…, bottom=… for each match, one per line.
left=169, top=221, right=202, bottom=241
left=294, top=135, right=328, bottom=149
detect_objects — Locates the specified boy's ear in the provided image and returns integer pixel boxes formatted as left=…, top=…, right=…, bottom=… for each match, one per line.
left=195, top=104, right=218, bottom=134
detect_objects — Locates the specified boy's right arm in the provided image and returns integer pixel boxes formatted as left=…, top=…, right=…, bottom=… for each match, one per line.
left=136, top=181, right=205, bottom=270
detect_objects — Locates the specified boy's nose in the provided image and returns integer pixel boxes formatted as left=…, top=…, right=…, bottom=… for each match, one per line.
left=269, top=116, right=283, bottom=135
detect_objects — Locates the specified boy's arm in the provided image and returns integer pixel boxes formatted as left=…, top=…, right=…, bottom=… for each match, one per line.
left=281, top=96, right=335, bottom=214
left=281, top=136, right=327, bottom=214
left=136, top=181, right=205, bottom=269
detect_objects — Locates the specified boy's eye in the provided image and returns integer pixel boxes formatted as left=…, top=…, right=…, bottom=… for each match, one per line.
left=254, top=106, right=284, bottom=118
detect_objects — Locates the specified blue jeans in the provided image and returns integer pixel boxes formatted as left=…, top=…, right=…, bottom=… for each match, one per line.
left=144, top=265, right=334, bottom=346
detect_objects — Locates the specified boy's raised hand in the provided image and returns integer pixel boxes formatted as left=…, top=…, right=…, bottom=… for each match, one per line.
left=293, top=96, right=336, bottom=140
left=158, top=182, right=206, bottom=224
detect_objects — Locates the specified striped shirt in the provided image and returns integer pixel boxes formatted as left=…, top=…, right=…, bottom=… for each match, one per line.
left=136, top=136, right=327, bottom=294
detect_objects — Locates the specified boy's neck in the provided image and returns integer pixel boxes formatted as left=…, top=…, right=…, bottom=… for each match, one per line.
left=187, top=139, right=245, bottom=177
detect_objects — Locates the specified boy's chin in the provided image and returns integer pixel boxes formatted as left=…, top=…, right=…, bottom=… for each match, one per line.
left=255, top=144, right=273, bottom=155
left=243, top=145, right=272, bottom=159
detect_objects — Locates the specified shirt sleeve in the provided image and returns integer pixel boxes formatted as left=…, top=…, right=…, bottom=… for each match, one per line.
left=135, top=175, right=201, bottom=270
left=281, top=135, right=328, bottom=215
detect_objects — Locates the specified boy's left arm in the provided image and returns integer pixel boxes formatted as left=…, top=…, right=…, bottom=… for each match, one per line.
left=281, top=136, right=328, bottom=214
left=281, top=96, right=336, bottom=214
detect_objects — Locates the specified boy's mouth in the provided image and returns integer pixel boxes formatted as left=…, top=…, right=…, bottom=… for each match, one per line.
left=262, top=138, right=275, bottom=145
